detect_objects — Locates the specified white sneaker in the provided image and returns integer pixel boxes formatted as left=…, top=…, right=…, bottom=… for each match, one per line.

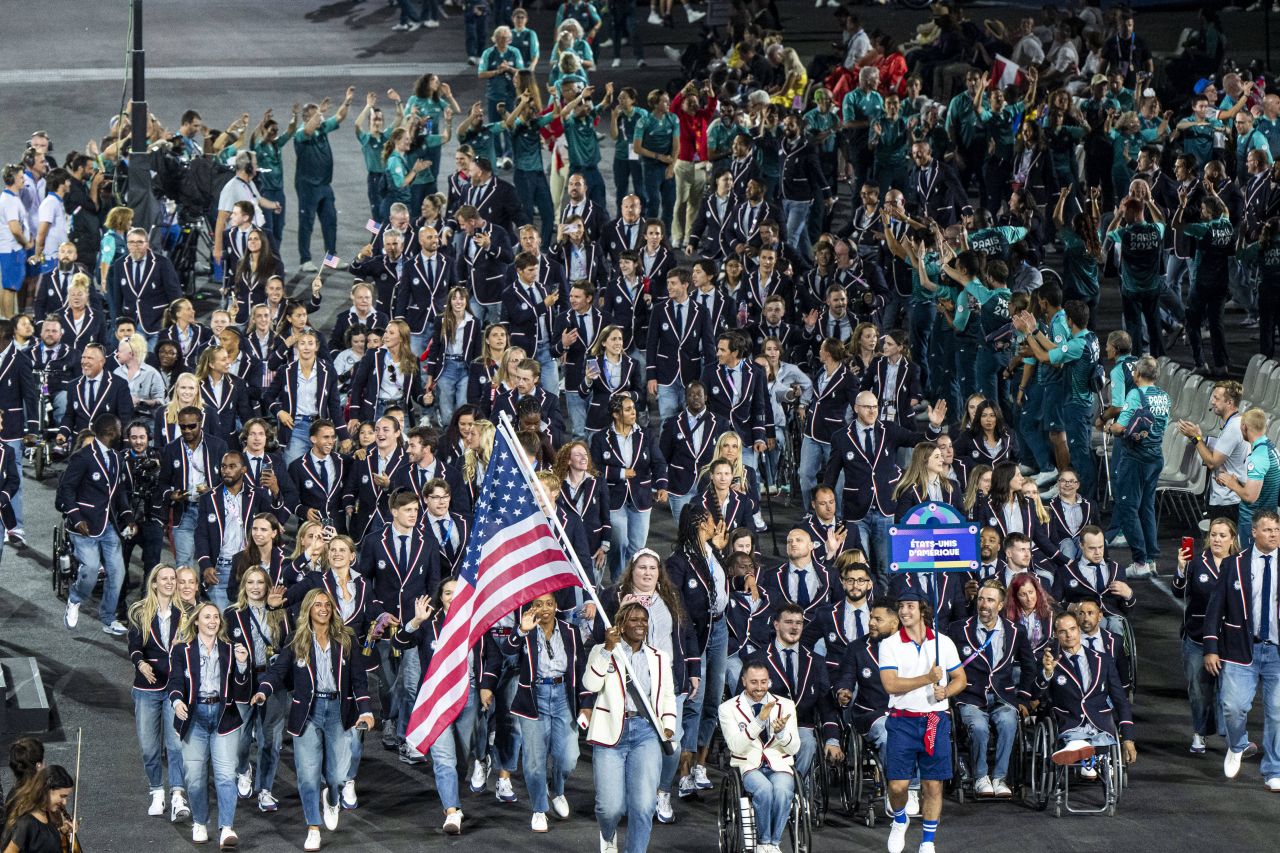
left=304, top=827, right=321, bottom=851
left=425, top=19, right=439, bottom=27
left=171, top=789, right=191, bottom=822
left=888, top=818, right=909, bottom=853
left=1039, top=485, right=1058, bottom=501
left=469, top=759, right=488, bottom=792
left=1034, top=470, right=1059, bottom=487
left=636, top=58, right=647, bottom=68
left=340, top=779, right=358, bottom=809
left=1191, top=734, right=1206, bottom=754
left=443, top=810, right=463, bottom=834
left=322, top=788, right=340, bottom=831
left=192, top=824, right=208, bottom=844
left=219, top=826, right=238, bottom=849
left=64, top=601, right=80, bottom=629
left=495, top=777, right=517, bottom=802
left=1126, top=561, right=1154, bottom=579
left=391, top=22, right=410, bottom=30
left=686, top=6, right=706, bottom=22
left=1267, top=777, right=1280, bottom=792
left=663, top=45, right=682, bottom=62
left=1107, top=532, right=1129, bottom=548
left=1225, top=747, right=1245, bottom=778
left=532, top=812, right=549, bottom=832
left=906, top=789, right=921, bottom=817
left=1053, top=739, right=1096, bottom=766
left=599, top=38, right=614, bottom=47
left=600, top=833, right=618, bottom=853
left=692, top=764, right=713, bottom=789
left=551, top=794, right=570, bottom=819
left=612, top=58, right=621, bottom=68
left=237, top=770, right=253, bottom=799
left=148, top=788, right=166, bottom=816
left=648, top=10, right=663, bottom=24
left=1080, top=762, right=1099, bottom=780
left=974, top=775, right=993, bottom=797
left=677, top=774, right=697, bottom=798
left=398, top=742, right=426, bottom=764
left=298, top=261, right=319, bottom=274
left=992, top=777, right=1013, bottom=798
left=257, top=790, right=278, bottom=812
left=655, top=790, right=674, bottom=823
left=407, top=21, right=422, bottom=30
left=919, top=844, right=936, bottom=853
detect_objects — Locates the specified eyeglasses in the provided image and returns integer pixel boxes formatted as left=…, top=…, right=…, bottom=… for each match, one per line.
left=178, top=423, right=200, bottom=431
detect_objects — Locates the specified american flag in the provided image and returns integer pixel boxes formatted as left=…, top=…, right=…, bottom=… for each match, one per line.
left=322, top=253, right=342, bottom=269
left=405, top=425, right=581, bottom=753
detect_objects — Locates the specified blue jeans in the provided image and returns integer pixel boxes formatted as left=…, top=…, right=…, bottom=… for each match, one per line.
left=608, top=504, right=651, bottom=582
left=134, top=688, right=185, bottom=791
left=1063, top=401, right=1095, bottom=500
left=475, top=652, right=523, bottom=773
left=411, top=332, right=431, bottom=365
left=1162, top=254, right=1190, bottom=325
left=1221, top=643, right=1280, bottom=777
left=667, top=490, right=695, bottom=523
left=909, top=301, right=937, bottom=393
left=398, top=0, right=423, bottom=24
left=469, top=297, right=502, bottom=327
left=594, top=717, right=661, bottom=853
left=173, top=502, right=199, bottom=571
left=641, top=158, right=675, bottom=230
left=395, top=647, right=421, bottom=740
left=261, top=188, right=286, bottom=246
left=295, top=183, right=338, bottom=265
left=1113, top=452, right=1161, bottom=563
left=574, top=164, right=609, bottom=215
left=656, top=383, right=685, bottom=423
left=661, top=694, right=685, bottom=790
left=566, top=391, right=588, bottom=439
left=181, top=702, right=239, bottom=828
left=781, top=199, right=813, bottom=264
left=682, top=616, right=729, bottom=751
left=208, top=557, right=233, bottom=612
left=798, top=436, right=833, bottom=511
left=294, top=697, right=353, bottom=827
left=519, top=682, right=580, bottom=813
left=854, top=512, right=894, bottom=589
left=284, top=415, right=314, bottom=466
left=236, top=691, right=287, bottom=793
left=436, top=358, right=470, bottom=427
left=796, top=726, right=817, bottom=779
left=956, top=700, right=1018, bottom=780
left=1016, top=383, right=1053, bottom=473
left=514, top=169, right=556, bottom=247
left=1182, top=636, right=1223, bottom=738
left=614, top=159, right=646, bottom=214
left=430, top=686, right=479, bottom=811
left=69, top=526, right=125, bottom=626
left=532, top=340, right=560, bottom=396
left=743, top=766, right=795, bottom=845
left=4, top=438, right=22, bottom=529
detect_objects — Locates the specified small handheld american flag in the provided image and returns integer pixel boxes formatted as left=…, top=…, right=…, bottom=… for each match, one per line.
left=322, top=254, right=342, bottom=269
left=365, top=219, right=381, bottom=234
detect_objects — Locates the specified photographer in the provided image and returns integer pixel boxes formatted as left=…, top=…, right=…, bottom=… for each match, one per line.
left=119, top=420, right=165, bottom=618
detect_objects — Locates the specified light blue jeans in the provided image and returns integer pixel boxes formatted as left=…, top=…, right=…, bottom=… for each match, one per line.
left=395, top=647, right=421, bottom=740
left=798, top=436, right=832, bottom=511
left=180, top=702, right=239, bottom=828
left=518, top=682, right=580, bottom=813
left=294, top=697, right=353, bottom=827
left=657, top=383, right=686, bottom=423
left=70, top=526, right=125, bottom=626
left=683, top=617, right=729, bottom=750
left=437, top=358, right=470, bottom=427
left=594, top=717, right=661, bottom=853
left=660, top=694, right=686, bottom=791
left=608, top=504, right=651, bottom=582
left=208, top=557, right=233, bottom=612
left=1221, top=643, right=1280, bottom=778
left=284, top=415, right=315, bottom=466
left=430, top=685, right=479, bottom=811
left=781, top=199, right=813, bottom=264
left=956, top=700, right=1019, bottom=780
left=469, top=298, right=502, bottom=327
left=4, top=438, right=22, bottom=529
left=532, top=341, right=560, bottom=397
left=134, top=687, right=185, bottom=791
left=566, top=391, right=588, bottom=439
left=668, top=489, right=696, bottom=523
left=236, top=691, right=288, bottom=794
left=474, top=652, right=522, bottom=773
left=743, top=765, right=795, bottom=845
left=172, top=502, right=199, bottom=570
left=854, top=512, right=894, bottom=591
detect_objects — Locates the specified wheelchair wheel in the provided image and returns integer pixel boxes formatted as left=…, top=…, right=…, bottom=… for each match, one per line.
left=785, top=781, right=812, bottom=853
left=950, top=709, right=967, bottom=804
left=812, top=754, right=830, bottom=828
left=1010, top=715, right=1030, bottom=800
left=719, top=770, right=747, bottom=853
left=864, top=756, right=884, bottom=828
left=1106, top=743, right=1125, bottom=814
left=1119, top=617, right=1139, bottom=696
left=33, top=442, right=47, bottom=480
left=1027, top=718, right=1056, bottom=811
left=841, top=726, right=863, bottom=816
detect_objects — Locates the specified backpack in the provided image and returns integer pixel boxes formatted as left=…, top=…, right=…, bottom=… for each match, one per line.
left=1122, top=387, right=1154, bottom=444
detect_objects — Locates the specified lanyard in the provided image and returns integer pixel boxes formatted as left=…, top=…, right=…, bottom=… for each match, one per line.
left=960, top=627, right=997, bottom=668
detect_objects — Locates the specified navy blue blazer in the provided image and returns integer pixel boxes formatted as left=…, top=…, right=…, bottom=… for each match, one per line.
left=55, top=307, right=106, bottom=353
left=1034, top=645, right=1133, bottom=742
left=59, top=372, right=133, bottom=440
left=592, top=584, right=699, bottom=693
left=559, top=475, right=610, bottom=553
left=698, top=487, right=756, bottom=532
left=152, top=407, right=223, bottom=449
left=112, top=252, right=182, bottom=334
left=945, top=616, right=1036, bottom=708
left=501, top=276, right=558, bottom=355
left=1173, top=551, right=1222, bottom=644
left=550, top=307, right=606, bottom=393
left=666, top=547, right=725, bottom=654
left=240, top=450, right=293, bottom=519
left=0, top=345, right=37, bottom=440
left=357, top=525, right=441, bottom=623
left=424, top=316, right=482, bottom=382
left=494, top=621, right=590, bottom=719
left=1053, top=558, right=1134, bottom=616
left=224, top=603, right=292, bottom=687
left=456, top=223, right=515, bottom=305
left=348, top=348, right=426, bottom=425
left=804, top=599, right=872, bottom=676
left=589, top=426, right=668, bottom=512
left=1045, top=496, right=1098, bottom=549
left=154, top=434, right=230, bottom=517
left=599, top=274, right=651, bottom=353
left=645, top=298, right=713, bottom=387
left=166, top=640, right=251, bottom=738
left=127, top=605, right=182, bottom=691
left=193, top=484, right=268, bottom=572
left=1203, top=547, right=1273, bottom=666
left=257, top=640, right=373, bottom=737
left=395, top=251, right=455, bottom=334
left=283, top=571, right=374, bottom=664
left=580, top=354, right=645, bottom=432
left=860, top=356, right=922, bottom=428
left=265, top=359, right=348, bottom=445
left=658, top=409, right=729, bottom=496
left=421, top=510, right=472, bottom=578
left=546, top=240, right=607, bottom=296
left=286, top=452, right=348, bottom=527
left=491, top=386, right=565, bottom=445
left=835, top=635, right=889, bottom=736
left=801, top=363, right=858, bottom=445
left=350, top=252, right=406, bottom=315
left=701, top=359, right=772, bottom=446
left=758, top=561, right=841, bottom=621
left=342, top=443, right=409, bottom=537
left=199, top=373, right=257, bottom=450
left=823, top=420, right=940, bottom=522
left=55, top=442, right=134, bottom=537
left=328, top=307, right=391, bottom=353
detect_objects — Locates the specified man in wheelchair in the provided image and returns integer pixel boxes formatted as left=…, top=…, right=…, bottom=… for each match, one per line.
left=719, top=661, right=801, bottom=853
left=1071, top=598, right=1134, bottom=696
left=946, top=580, right=1035, bottom=799
left=1038, top=610, right=1138, bottom=770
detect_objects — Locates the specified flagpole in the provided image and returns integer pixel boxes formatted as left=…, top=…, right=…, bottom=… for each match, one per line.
left=496, top=413, right=675, bottom=754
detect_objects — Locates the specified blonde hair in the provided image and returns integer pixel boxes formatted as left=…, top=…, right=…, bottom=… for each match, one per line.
left=231, top=566, right=287, bottom=646
left=703, top=432, right=746, bottom=483
left=175, top=565, right=200, bottom=614
left=291, top=589, right=354, bottom=663
left=69, top=272, right=91, bottom=292
left=164, top=372, right=205, bottom=425
left=123, top=333, right=149, bottom=361
left=385, top=318, right=419, bottom=377
left=128, top=564, right=178, bottom=633
left=495, top=346, right=527, bottom=389
left=464, top=419, right=496, bottom=483
left=1242, top=407, right=1268, bottom=436
left=292, top=520, right=324, bottom=560
left=177, top=601, right=227, bottom=644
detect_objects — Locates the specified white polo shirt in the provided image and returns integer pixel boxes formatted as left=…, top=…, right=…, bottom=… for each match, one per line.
left=878, top=627, right=961, bottom=713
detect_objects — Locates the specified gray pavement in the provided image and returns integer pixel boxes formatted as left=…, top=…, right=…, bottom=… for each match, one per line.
left=4, top=0, right=1280, bottom=850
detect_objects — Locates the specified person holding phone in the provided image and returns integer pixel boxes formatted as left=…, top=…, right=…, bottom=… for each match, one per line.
left=251, top=589, right=374, bottom=852
left=1174, top=518, right=1237, bottom=755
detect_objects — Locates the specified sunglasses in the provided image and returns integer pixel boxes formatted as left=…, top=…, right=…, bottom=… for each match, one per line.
left=178, top=423, right=200, bottom=431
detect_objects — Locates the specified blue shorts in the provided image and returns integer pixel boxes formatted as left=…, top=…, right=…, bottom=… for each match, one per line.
left=1041, top=381, right=1066, bottom=433
left=0, top=250, right=26, bottom=292
left=885, top=712, right=952, bottom=782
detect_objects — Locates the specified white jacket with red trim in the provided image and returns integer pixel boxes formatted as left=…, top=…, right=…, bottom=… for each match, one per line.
left=718, top=691, right=800, bottom=774
left=583, top=641, right=678, bottom=747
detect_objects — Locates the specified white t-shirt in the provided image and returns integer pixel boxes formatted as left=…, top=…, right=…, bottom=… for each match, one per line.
left=0, top=190, right=28, bottom=253
left=37, top=193, right=69, bottom=251
left=1208, top=413, right=1248, bottom=507
left=217, top=176, right=266, bottom=227
left=878, top=628, right=961, bottom=713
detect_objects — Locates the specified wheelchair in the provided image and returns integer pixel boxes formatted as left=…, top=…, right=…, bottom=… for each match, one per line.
left=52, top=520, right=80, bottom=601
left=827, top=718, right=884, bottom=827
left=718, top=765, right=816, bottom=853
left=1025, top=715, right=1127, bottom=817
left=27, top=368, right=58, bottom=480
left=949, top=703, right=1032, bottom=804
left=1112, top=613, right=1139, bottom=698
